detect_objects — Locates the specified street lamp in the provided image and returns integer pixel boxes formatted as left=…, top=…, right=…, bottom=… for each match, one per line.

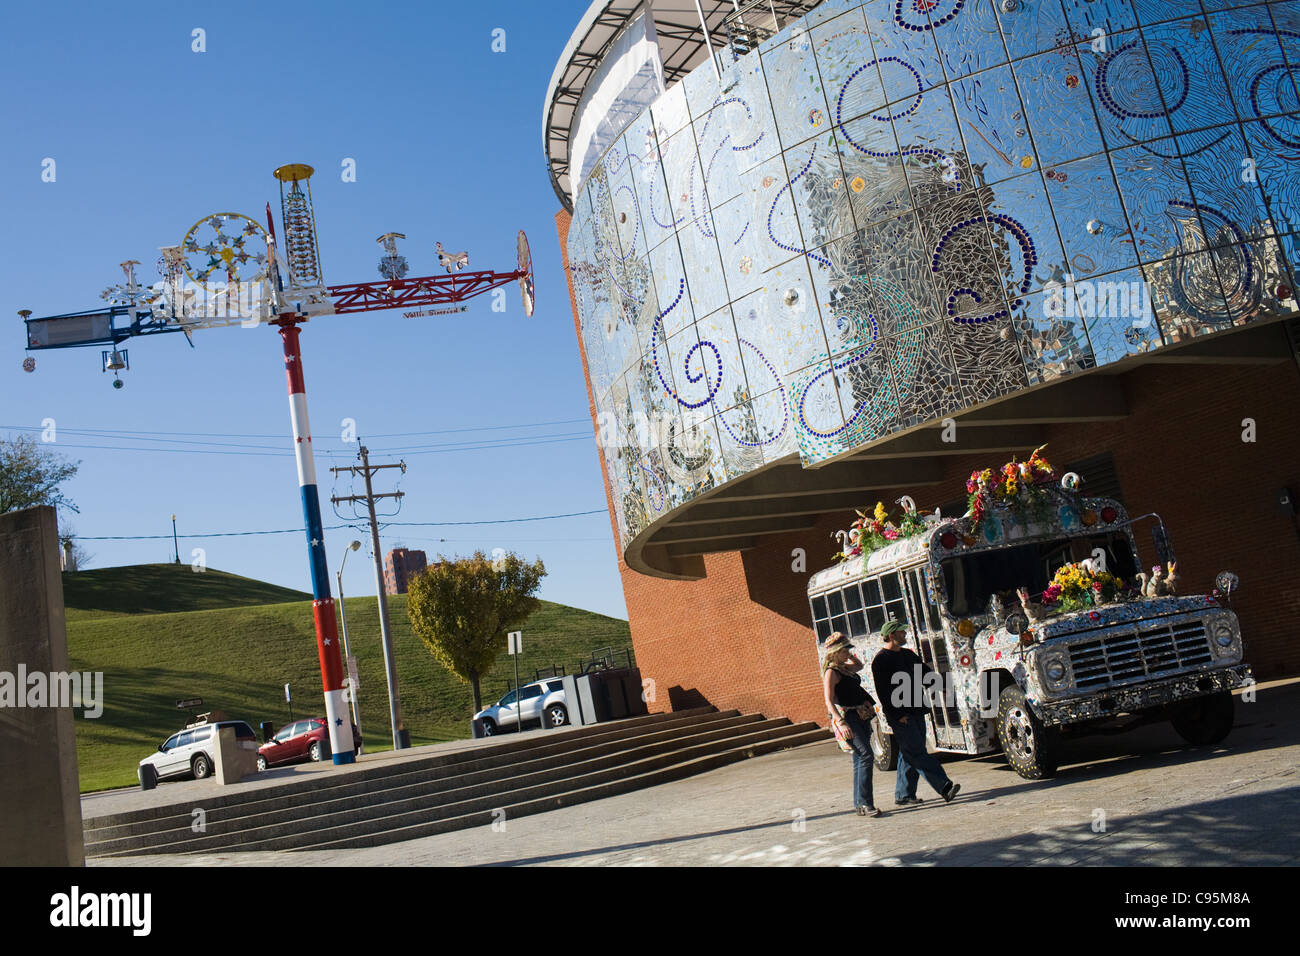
left=171, top=514, right=180, bottom=565
left=337, top=540, right=363, bottom=753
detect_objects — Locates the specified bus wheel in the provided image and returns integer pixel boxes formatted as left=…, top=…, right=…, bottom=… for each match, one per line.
left=1170, top=691, right=1234, bottom=746
left=870, top=718, right=897, bottom=771
left=996, top=686, right=1059, bottom=780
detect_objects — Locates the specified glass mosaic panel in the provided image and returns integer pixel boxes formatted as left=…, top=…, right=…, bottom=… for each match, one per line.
left=785, top=132, right=858, bottom=253
left=1140, top=17, right=1235, bottom=136
left=1060, top=0, right=1139, bottom=37
left=1042, top=151, right=1141, bottom=277
left=949, top=63, right=1038, bottom=188
left=832, top=112, right=914, bottom=230
left=888, top=84, right=968, bottom=205
left=563, top=0, right=1300, bottom=553
left=994, top=0, right=1073, bottom=62
left=1208, top=6, right=1293, bottom=125
left=935, top=0, right=1010, bottom=82
left=856, top=0, right=947, bottom=96
left=760, top=27, right=837, bottom=151
left=1107, top=137, right=1197, bottom=265
left=1076, top=29, right=1176, bottom=149
left=1013, top=47, right=1105, bottom=168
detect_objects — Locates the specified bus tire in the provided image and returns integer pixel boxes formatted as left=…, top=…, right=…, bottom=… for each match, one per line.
left=870, top=718, right=897, bottom=771
left=1170, top=691, right=1234, bottom=746
left=996, top=685, right=1059, bottom=780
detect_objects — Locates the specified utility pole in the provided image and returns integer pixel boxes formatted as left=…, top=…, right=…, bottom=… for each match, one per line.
left=331, top=443, right=408, bottom=750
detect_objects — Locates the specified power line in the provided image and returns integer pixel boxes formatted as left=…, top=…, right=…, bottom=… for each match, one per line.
left=0, top=415, right=588, bottom=442
left=383, top=510, right=606, bottom=527
left=10, top=433, right=592, bottom=458
left=75, top=509, right=608, bottom=540
left=79, top=525, right=354, bottom=540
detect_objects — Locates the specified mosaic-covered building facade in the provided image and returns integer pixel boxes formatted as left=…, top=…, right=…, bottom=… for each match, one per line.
left=551, top=0, right=1300, bottom=722
left=566, top=0, right=1299, bottom=547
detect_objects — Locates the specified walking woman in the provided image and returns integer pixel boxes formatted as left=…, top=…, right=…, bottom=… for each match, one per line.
left=822, top=632, right=883, bottom=817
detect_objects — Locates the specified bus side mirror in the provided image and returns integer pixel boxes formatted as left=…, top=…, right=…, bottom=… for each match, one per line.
left=1151, top=525, right=1173, bottom=566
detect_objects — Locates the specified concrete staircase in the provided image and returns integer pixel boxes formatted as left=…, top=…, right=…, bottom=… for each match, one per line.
left=83, top=707, right=827, bottom=856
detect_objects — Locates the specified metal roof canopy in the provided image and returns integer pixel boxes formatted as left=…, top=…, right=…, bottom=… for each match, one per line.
left=543, top=0, right=824, bottom=209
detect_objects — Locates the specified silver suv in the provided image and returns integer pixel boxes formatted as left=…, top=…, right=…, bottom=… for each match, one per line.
left=474, top=679, right=567, bottom=735
left=138, top=719, right=258, bottom=781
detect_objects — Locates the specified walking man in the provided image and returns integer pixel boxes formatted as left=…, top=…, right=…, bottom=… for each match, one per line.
left=871, top=618, right=961, bottom=807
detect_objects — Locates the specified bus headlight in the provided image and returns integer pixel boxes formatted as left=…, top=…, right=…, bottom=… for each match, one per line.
left=1042, top=656, right=1069, bottom=689
left=1212, top=620, right=1236, bottom=649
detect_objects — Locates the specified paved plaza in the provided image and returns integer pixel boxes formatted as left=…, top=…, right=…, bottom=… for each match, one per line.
left=92, top=679, right=1298, bottom=866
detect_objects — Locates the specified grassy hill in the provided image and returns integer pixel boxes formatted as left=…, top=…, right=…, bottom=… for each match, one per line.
left=62, top=564, right=632, bottom=792
left=63, top=563, right=311, bottom=620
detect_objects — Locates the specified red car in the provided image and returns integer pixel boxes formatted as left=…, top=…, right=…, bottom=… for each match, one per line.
left=256, top=717, right=362, bottom=770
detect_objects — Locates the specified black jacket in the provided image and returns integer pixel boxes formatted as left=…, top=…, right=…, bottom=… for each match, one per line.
left=871, top=647, right=934, bottom=730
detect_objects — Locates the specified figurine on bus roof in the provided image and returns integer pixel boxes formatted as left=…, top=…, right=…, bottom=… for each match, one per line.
left=1016, top=587, right=1045, bottom=624
left=1143, top=561, right=1179, bottom=597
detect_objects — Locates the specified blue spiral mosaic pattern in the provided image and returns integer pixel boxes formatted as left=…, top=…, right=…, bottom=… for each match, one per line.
left=565, top=0, right=1300, bottom=551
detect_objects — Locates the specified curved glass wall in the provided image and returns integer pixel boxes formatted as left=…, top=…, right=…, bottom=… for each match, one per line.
left=566, top=0, right=1300, bottom=551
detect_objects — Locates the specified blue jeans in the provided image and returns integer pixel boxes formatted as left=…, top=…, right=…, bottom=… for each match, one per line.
left=893, top=713, right=951, bottom=802
left=842, top=708, right=875, bottom=809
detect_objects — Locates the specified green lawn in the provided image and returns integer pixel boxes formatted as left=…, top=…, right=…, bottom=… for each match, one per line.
left=63, top=564, right=632, bottom=792
left=63, top=563, right=310, bottom=620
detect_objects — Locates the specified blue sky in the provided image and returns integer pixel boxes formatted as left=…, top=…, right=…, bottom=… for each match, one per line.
left=0, top=0, right=629, bottom=618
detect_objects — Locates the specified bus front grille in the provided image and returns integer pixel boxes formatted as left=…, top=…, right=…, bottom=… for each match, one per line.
left=1068, top=620, right=1213, bottom=690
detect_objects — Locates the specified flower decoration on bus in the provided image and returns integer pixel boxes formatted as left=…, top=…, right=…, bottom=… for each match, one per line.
left=832, top=498, right=933, bottom=563
left=1038, top=562, right=1134, bottom=615
left=964, top=445, right=1059, bottom=536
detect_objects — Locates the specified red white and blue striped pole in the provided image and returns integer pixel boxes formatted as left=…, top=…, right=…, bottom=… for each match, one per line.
left=278, top=318, right=354, bottom=764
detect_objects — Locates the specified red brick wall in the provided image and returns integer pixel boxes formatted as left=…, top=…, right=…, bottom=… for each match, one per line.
left=558, top=210, right=1300, bottom=725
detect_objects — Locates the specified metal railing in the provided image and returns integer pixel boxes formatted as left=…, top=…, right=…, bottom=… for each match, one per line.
left=722, top=0, right=782, bottom=61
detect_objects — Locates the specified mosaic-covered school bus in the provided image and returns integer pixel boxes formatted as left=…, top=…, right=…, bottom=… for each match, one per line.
left=808, top=467, right=1252, bottom=779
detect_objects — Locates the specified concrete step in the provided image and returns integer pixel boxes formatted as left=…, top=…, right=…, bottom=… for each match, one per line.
left=87, top=711, right=760, bottom=855
left=194, top=721, right=826, bottom=854
left=99, top=717, right=803, bottom=855
left=84, top=707, right=724, bottom=845
left=87, top=711, right=830, bottom=856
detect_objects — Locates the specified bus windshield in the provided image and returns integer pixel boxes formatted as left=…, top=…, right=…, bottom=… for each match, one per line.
left=940, top=531, right=1139, bottom=617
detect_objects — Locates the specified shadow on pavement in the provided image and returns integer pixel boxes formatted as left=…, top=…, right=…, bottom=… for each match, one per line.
left=891, top=786, right=1300, bottom=866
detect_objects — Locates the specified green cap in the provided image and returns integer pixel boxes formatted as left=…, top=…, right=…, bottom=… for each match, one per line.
left=881, top=619, right=906, bottom=638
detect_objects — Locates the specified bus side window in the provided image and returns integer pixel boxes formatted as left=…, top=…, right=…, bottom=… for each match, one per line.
left=905, top=570, right=930, bottom=633
left=862, top=577, right=885, bottom=632
left=843, top=583, right=870, bottom=638
left=919, top=569, right=942, bottom=632
left=827, top=588, right=847, bottom=638
left=881, top=572, right=908, bottom=626
left=810, top=594, right=832, bottom=642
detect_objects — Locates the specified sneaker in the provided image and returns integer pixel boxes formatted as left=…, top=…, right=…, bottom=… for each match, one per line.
left=894, top=795, right=924, bottom=806
left=868, top=806, right=884, bottom=818
left=942, top=781, right=961, bottom=804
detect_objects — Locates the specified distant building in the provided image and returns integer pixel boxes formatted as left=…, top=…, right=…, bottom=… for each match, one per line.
left=383, top=548, right=427, bottom=595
